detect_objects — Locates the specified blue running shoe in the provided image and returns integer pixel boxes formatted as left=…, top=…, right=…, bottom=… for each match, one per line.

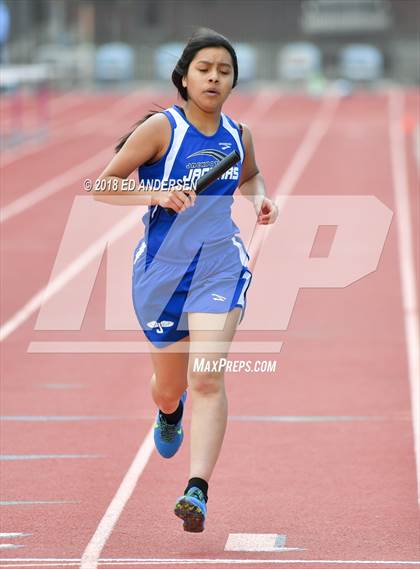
left=174, top=486, right=207, bottom=533
left=154, top=390, right=187, bottom=459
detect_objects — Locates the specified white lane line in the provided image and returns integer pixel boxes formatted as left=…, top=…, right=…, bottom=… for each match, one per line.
left=0, top=454, right=102, bottom=460
left=0, top=208, right=140, bottom=342
left=79, top=426, right=155, bottom=569
left=228, top=415, right=392, bottom=422
left=0, top=147, right=111, bottom=223
left=1, top=558, right=420, bottom=566
left=0, top=501, right=79, bottom=506
left=225, top=533, right=305, bottom=552
left=0, top=416, right=123, bottom=421
left=248, top=92, right=340, bottom=267
left=27, top=341, right=282, bottom=353
left=0, top=415, right=403, bottom=423
left=0, top=533, right=31, bottom=537
left=388, top=89, right=420, bottom=505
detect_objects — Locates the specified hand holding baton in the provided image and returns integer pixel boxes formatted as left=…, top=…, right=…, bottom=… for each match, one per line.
left=165, top=150, right=240, bottom=216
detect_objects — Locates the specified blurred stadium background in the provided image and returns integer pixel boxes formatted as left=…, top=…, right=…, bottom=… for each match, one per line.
left=0, top=0, right=418, bottom=147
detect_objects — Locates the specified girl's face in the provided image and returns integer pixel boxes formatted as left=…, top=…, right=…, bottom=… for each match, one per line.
left=183, top=47, right=234, bottom=111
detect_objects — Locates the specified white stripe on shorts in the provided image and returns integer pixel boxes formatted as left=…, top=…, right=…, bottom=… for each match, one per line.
left=232, top=236, right=249, bottom=266
left=237, top=270, right=252, bottom=308
left=133, top=241, right=146, bottom=265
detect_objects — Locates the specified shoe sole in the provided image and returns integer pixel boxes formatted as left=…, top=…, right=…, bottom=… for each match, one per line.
left=174, top=497, right=205, bottom=533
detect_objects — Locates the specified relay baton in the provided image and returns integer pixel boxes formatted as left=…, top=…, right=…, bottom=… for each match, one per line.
left=164, top=149, right=240, bottom=216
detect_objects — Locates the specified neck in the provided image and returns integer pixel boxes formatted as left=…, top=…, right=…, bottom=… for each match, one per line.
left=182, top=100, right=221, bottom=136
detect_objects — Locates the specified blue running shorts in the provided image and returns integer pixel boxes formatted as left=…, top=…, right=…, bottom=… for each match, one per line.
left=132, top=235, right=252, bottom=348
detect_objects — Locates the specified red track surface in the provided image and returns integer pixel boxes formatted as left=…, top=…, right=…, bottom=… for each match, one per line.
left=0, top=87, right=419, bottom=568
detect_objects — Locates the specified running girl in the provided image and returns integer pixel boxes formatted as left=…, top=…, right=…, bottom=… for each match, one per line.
left=94, top=28, right=278, bottom=533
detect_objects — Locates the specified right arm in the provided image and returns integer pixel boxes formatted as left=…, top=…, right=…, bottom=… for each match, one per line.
left=92, top=113, right=195, bottom=212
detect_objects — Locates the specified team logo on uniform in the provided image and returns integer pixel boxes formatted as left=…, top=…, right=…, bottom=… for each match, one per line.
left=211, top=293, right=227, bottom=302
left=184, top=148, right=239, bottom=184
left=187, top=149, right=226, bottom=161
left=147, top=320, right=174, bottom=334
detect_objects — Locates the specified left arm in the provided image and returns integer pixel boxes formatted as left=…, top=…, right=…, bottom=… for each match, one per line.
left=237, top=124, right=278, bottom=225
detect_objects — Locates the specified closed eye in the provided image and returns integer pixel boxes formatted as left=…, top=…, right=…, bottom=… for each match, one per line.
left=197, top=68, right=230, bottom=75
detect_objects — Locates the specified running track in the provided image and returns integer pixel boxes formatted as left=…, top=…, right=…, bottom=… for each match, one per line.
left=0, top=86, right=419, bottom=568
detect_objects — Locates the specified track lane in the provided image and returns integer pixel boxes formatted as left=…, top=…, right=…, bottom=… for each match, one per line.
left=1, top=90, right=418, bottom=567
left=97, top=91, right=419, bottom=563
left=1, top=91, right=318, bottom=560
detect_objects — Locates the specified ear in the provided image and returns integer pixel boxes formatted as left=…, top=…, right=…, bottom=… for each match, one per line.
left=182, top=76, right=187, bottom=88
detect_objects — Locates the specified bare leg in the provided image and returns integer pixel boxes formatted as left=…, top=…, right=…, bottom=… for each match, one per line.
left=148, top=337, right=189, bottom=414
left=187, top=308, right=241, bottom=482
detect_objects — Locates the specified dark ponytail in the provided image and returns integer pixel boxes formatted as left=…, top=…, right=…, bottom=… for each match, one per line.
left=115, top=28, right=238, bottom=153
left=115, top=110, right=159, bottom=153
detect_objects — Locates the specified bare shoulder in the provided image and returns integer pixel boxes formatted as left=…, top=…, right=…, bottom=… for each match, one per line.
left=230, top=121, right=253, bottom=157
left=237, top=122, right=259, bottom=184
left=126, top=111, right=172, bottom=163
left=239, top=122, right=252, bottom=145
left=229, top=118, right=252, bottom=145
left=98, top=111, right=172, bottom=179
left=130, top=111, right=171, bottom=142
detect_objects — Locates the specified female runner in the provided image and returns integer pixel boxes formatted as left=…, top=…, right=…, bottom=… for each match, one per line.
left=94, top=28, right=278, bottom=533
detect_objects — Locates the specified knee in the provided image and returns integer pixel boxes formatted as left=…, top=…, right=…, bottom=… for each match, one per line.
left=150, top=374, right=183, bottom=405
left=188, top=370, right=224, bottom=396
